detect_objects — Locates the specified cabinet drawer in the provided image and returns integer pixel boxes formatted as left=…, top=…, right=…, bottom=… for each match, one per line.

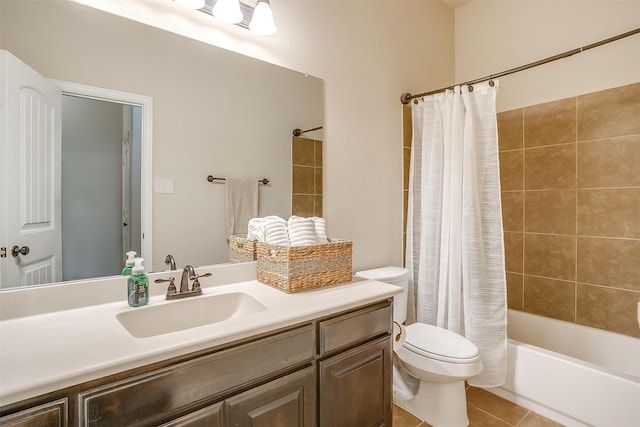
left=0, top=398, right=67, bottom=427
left=79, top=324, right=314, bottom=426
left=319, top=300, right=392, bottom=356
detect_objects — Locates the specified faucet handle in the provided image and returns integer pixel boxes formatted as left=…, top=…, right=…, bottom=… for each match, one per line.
left=154, top=277, right=177, bottom=296
left=189, top=272, right=212, bottom=291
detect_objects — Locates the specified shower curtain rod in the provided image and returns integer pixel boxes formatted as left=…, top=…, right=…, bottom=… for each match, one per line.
left=400, top=27, right=640, bottom=105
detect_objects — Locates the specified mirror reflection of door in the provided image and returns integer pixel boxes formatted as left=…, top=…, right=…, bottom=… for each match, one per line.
left=61, top=95, right=142, bottom=282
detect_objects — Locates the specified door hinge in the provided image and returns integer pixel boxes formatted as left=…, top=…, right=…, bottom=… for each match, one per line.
left=1, top=247, right=6, bottom=258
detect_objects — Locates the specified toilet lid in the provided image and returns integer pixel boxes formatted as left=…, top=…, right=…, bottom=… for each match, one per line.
left=402, top=323, right=479, bottom=363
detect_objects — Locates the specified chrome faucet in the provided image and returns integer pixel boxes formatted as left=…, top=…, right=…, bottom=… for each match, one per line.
left=180, top=265, right=196, bottom=293
left=164, top=254, right=177, bottom=270
left=154, top=265, right=211, bottom=300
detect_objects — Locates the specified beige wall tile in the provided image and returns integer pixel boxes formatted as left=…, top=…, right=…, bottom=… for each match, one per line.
left=524, top=233, right=575, bottom=281
left=524, top=275, right=575, bottom=322
left=506, top=272, right=524, bottom=310
left=524, top=144, right=576, bottom=190
left=292, top=136, right=314, bottom=166
left=524, top=98, right=576, bottom=148
left=576, top=283, right=640, bottom=338
left=314, top=195, right=323, bottom=217
left=577, top=135, right=640, bottom=188
left=577, top=188, right=640, bottom=238
left=292, top=195, right=314, bottom=217
left=292, top=165, right=314, bottom=194
left=314, top=140, right=323, bottom=166
left=404, top=147, right=411, bottom=190
left=499, top=150, right=523, bottom=191
left=504, top=232, right=523, bottom=273
left=501, top=191, right=523, bottom=232
left=577, top=83, right=640, bottom=141
left=497, top=109, right=523, bottom=151
left=524, top=190, right=576, bottom=234
left=403, top=105, right=412, bottom=148
left=314, top=167, right=323, bottom=194
left=577, top=237, right=640, bottom=291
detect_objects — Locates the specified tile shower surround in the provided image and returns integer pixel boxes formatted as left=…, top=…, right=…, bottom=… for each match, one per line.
left=499, top=82, right=640, bottom=338
left=402, top=82, right=640, bottom=339
left=292, top=136, right=323, bottom=217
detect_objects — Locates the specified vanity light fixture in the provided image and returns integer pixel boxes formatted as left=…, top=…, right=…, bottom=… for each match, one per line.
left=249, top=0, right=276, bottom=36
left=173, top=0, right=277, bottom=36
left=212, top=0, right=243, bottom=24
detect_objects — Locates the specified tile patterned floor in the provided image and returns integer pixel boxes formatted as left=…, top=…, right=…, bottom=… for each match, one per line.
left=393, top=386, right=565, bottom=427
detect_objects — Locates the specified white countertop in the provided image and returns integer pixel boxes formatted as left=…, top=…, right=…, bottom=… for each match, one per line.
left=0, top=276, right=401, bottom=406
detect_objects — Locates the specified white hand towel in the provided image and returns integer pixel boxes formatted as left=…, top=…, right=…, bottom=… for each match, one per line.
left=288, top=216, right=318, bottom=247
left=264, top=216, right=289, bottom=246
left=225, top=179, right=258, bottom=237
left=311, top=217, right=329, bottom=244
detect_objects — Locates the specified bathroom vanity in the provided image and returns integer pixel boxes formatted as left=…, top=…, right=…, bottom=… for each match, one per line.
left=0, top=264, right=401, bottom=426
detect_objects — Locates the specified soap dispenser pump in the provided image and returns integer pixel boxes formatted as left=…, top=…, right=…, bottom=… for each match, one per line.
left=127, top=257, right=149, bottom=307
left=122, top=251, right=137, bottom=276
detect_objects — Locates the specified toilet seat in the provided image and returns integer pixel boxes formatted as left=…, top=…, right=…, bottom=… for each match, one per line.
left=403, top=323, right=480, bottom=364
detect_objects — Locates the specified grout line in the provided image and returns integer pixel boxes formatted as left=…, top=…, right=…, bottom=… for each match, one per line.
left=521, top=109, right=526, bottom=311
left=575, top=97, right=579, bottom=323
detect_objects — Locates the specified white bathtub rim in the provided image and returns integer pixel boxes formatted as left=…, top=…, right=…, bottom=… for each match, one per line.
left=507, top=338, right=640, bottom=384
left=507, top=309, right=640, bottom=379
left=499, top=338, right=640, bottom=427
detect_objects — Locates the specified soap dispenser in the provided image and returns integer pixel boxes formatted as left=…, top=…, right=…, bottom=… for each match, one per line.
left=122, top=251, right=137, bottom=276
left=127, top=258, right=149, bottom=307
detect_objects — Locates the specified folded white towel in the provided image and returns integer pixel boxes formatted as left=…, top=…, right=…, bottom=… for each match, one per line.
left=311, top=217, right=329, bottom=244
left=247, top=217, right=266, bottom=242
left=264, top=216, right=289, bottom=246
left=288, top=216, right=318, bottom=247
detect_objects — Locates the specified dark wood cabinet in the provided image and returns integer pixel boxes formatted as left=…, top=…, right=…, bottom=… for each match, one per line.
left=227, top=367, right=316, bottom=427
left=1, top=299, right=392, bottom=427
left=0, top=398, right=67, bottom=427
left=319, top=336, right=392, bottom=427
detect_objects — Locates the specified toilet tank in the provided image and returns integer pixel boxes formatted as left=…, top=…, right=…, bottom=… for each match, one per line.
left=354, top=267, right=409, bottom=324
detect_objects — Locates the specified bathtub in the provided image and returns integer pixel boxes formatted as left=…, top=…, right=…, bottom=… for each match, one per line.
left=489, top=310, right=640, bottom=427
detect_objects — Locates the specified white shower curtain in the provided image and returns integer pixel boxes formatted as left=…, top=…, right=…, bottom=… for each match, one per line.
left=406, top=81, right=507, bottom=387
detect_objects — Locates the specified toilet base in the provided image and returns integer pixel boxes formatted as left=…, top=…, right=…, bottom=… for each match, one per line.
left=394, top=380, right=469, bottom=427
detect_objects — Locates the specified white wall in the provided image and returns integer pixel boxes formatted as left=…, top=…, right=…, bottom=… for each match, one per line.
left=70, top=0, right=455, bottom=271
left=455, top=1, right=640, bottom=112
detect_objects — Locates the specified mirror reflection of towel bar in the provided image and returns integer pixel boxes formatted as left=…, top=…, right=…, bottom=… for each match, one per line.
left=207, top=175, right=270, bottom=185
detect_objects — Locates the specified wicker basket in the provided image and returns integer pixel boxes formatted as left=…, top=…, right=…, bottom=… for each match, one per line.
left=256, top=239, right=352, bottom=293
left=228, top=234, right=257, bottom=263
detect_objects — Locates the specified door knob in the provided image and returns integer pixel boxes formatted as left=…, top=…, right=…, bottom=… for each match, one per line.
left=11, top=245, right=30, bottom=257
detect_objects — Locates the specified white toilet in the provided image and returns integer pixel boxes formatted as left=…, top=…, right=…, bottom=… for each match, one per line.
left=355, top=267, right=483, bottom=427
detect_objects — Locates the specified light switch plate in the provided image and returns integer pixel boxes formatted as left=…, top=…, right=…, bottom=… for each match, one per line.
left=154, top=178, right=174, bottom=194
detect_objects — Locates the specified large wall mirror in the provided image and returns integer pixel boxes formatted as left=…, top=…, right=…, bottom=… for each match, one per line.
left=0, top=1, right=324, bottom=289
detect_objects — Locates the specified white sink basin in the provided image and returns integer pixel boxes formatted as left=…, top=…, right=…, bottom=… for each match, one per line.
left=117, top=292, right=268, bottom=338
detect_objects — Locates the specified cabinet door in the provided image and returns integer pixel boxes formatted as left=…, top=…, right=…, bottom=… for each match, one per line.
left=226, top=367, right=316, bottom=427
left=159, top=402, right=224, bottom=427
left=319, top=336, right=392, bottom=427
left=0, top=398, right=67, bottom=427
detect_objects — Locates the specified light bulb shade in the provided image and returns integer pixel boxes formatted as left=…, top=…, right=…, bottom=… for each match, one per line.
left=249, top=0, right=277, bottom=36
left=173, top=0, right=205, bottom=9
left=212, top=0, right=243, bottom=24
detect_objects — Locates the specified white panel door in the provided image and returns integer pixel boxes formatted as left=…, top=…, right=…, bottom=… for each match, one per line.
left=0, top=51, right=62, bottom=288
